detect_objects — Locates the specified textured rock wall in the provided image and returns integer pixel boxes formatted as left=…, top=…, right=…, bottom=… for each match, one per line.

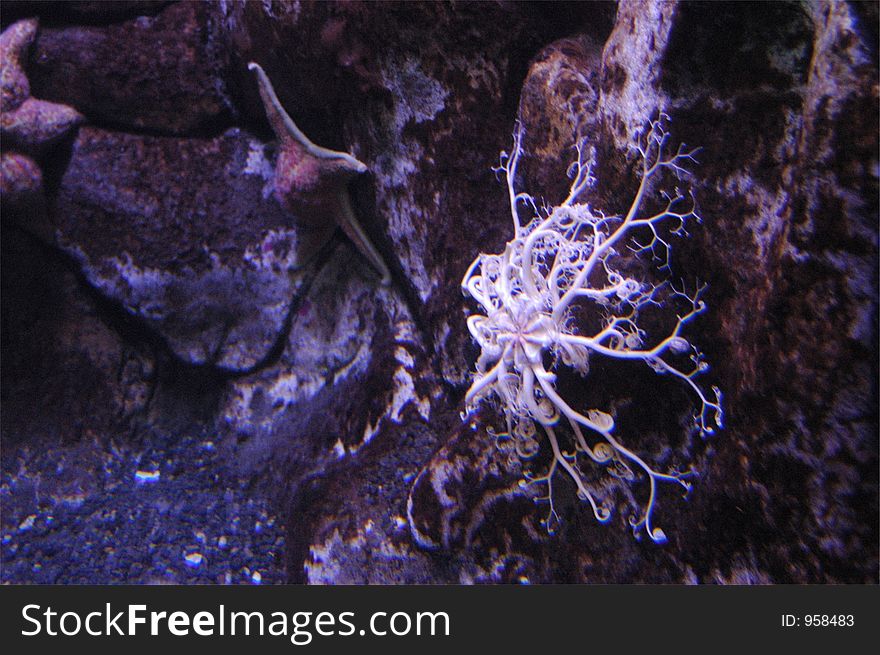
left=1, top=1, right=876, bottom=583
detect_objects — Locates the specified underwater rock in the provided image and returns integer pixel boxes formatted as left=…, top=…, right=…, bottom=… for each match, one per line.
left=0, top=227, right=154, bottom=447
left=29, top=1, right=231, bottom=135
left=54, top=126, right=312, bottom=372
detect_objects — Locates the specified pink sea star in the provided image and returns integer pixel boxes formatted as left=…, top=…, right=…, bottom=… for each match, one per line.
left=1, top=18, right=83, bottom=204
left=249, top=62, right=390, bottom=285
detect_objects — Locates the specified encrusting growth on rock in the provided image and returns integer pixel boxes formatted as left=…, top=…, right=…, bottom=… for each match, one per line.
left=248, top=62, right=391, bottom=285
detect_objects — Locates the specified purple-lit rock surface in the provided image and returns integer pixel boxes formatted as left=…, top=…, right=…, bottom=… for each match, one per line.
left=1, top=1, right=876, bottom=584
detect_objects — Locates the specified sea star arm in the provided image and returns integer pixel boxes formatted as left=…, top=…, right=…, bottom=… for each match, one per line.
left=248, top=62, right=366, bottom=174
left=335, top=187, right=392, bottom=285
